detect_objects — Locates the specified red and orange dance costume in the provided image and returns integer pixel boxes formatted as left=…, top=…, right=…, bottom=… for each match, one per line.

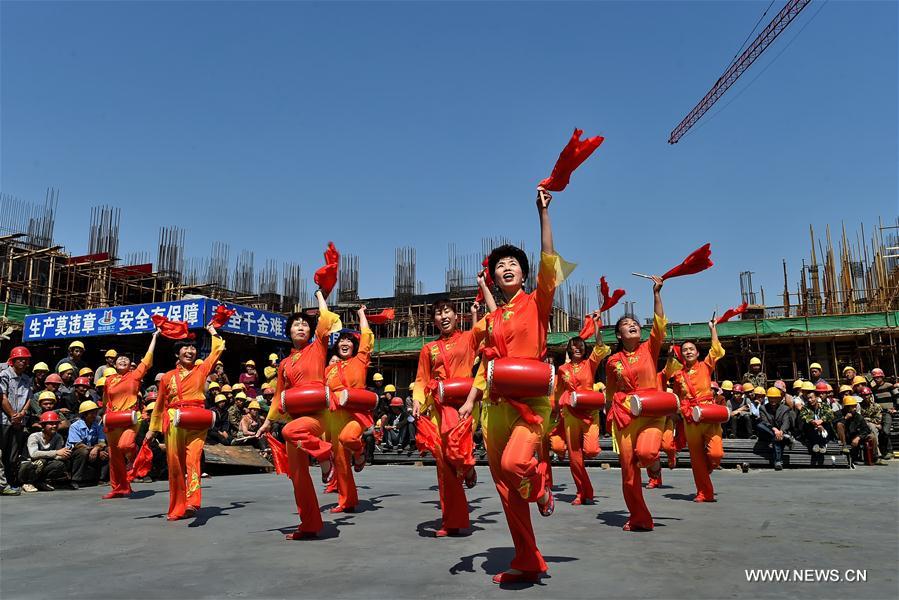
left=324, top=326, right=374, bottom=513
left=266, top=308, right=340, bottom=537
left=669, top=342, right=725, bottom=502
left=605, top=313, right=667, bottom=531
left=149, top=335, right=224, bottom=520
left=102, top=349, right=153, bottom=498
left=414, top=320, right=487, bottom=535
left=475, top=252, right=564, bottom=577
left=551, top=344, right=610, bottom=504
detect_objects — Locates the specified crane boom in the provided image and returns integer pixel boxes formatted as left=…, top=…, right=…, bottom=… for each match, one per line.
left=668, top=0, right=812, bottom=144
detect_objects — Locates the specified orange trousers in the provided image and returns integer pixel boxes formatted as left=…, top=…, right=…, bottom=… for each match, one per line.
left=684, top=422, right=723, bottom=499
left=329, top=410, right=364, bottom=510
left=483, top=400, right=552, bottom=573
left=561, top=412, right=600, bottom=501
left=164, top=422, right=206, bottom=519
left=282, top=414, right=332, bottom=533
left=106, top=426, right=137, bottom=495
left=615, top=416, right=664, bottom=529
left=430, top=407, right=470, bottom=531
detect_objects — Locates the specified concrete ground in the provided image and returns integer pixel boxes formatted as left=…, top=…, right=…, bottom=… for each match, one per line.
left=1, top=464, right=897, bottom=600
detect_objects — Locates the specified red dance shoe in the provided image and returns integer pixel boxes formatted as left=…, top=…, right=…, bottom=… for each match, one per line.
left=435, top=528, right=460, bottom=538
left=571, top=495, right=595, bottom=506
left=285, top=530, right=318, bottom=540
left=646, top=471, right=662, bottom=488
left=353, top=454, right=366, bottom=473
left=537, top=488, right=554, bottom=517
left=693, top=493, right=716, bottom=503
left=622, top=520, right=654, bottom=532
left=329, top=505, right=355, bottom=514
left=184, top=505, right=199, bottom=518
left=492, top=570, right=541, bottom=584
left=464, top=467, right=477, bottom=489
left=102, top=491, right=130, bottom=499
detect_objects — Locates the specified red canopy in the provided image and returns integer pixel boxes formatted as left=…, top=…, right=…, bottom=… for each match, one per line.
left=367, top=308, right=396, bottom=325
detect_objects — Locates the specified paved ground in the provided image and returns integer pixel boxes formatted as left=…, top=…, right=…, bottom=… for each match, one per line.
left=2, top=464, right=897, bottom=599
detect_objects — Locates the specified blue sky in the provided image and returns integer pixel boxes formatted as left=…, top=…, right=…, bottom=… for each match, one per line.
left=2, top=1, right=897, bottom=323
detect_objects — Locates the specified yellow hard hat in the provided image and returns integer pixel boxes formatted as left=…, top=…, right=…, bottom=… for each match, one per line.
left=801, top=381, right=816, bottom=392
left=105, top=349, right=118, bottom=358
left=78, top=400, right=99, bottom=413
left=753, top=386, right=766, bottom=395
left=373, top=373, right=384, bottom=382
left=264, top=366, right=277, bottom=379
left=221, top=385, right=232, bottom=393
left=244, top=360, right=256, bottom=367
left=233, top=383, right=245, bottom=390
left=384, top=384, right=396, bottom=393
left=408, top=382, right=416, bottom=390
left=792, top=379, right=804, bottom=389
left=809, top=362, right=822, bottom=371
left=765, top=387, right=782, bottom=399
left=208, top=381, right=220, bottom=389
left=851, top=375, right=866, bottom=386
left=38, top=390, right=57, bottom=402
left=145, top=402, right=156, bottom=412
left=720, top=380, right=734, bottom=391
left=32, top=362, right=50, bottom=373
left=839, top=385, right=852, bottom=393
left=79, top=367, right=94, bottom=376
left=842, top=396, right=858, bottom=407
left=268, top=353, right=278, bottom=362
left=842, top=365, right=856, bottom=374
left=247, top=400, right=261, bottom=410
left=57, top=363, right=74, bottom=374
left=214, top=394, right=228, bottom=403
left=749, top=357, right=761, bottom=366
left=593, top=382, right=606, bottom=392
left=234, top=392, right=247, bottom=400
left=69, top=341, right=85, bottom=350
left=96, top=377, right=107, bottom=387
left=103, top=367, right=117, bottom=377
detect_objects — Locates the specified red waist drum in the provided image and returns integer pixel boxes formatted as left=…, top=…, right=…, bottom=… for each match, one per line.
left=486, top=358, right=555, bottom=400
left=692, top=404, right=730, bottom=424
left=173, top=407, right=216, bottom=431
left=438, top=378, right=474, bottom=408
left=281, top=384, right=330, bottom=418
left=570, top=390, right=605, bottom=410
left=630, top=390, right=680, bottom=418
left=339, top=388, right=378, bottom=412
left=103, top=410, right=138, bottom=430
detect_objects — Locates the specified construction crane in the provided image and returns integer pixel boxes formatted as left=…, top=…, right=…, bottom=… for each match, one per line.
left=668, top=0, right=812, bottom=144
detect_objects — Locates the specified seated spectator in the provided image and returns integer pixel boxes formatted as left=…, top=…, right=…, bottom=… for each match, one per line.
left=56, top=340, right=87, bottom=374
left=257, top=385, right=274, bottom=413
left=851, top=375, right=867, bottom=394
left=381, top=396, right=413, bottom=452
left=239, top=360, right=259, bottom=398
left=742, top=357, right=766, bottom=391
left=30, top=362, right=49, bottom=405
left=72, top=376, right=94, bottom=409
left=808, top=362, right=826, bottom=385
left=29, top=391, right=71, bottom=436
left=755, top=386, right=793, bottom=471
left=20, top=411, right=71, bottom=492
left=841, top=365, right=857, bottom=388
left=207, top=361, right=229, bottom=387
left=798, top=392, right=835, bottom=464
left=236, top=401, right=266, bottom=450
left=66, top=400, right=109, bottom=487
left=221, top=384, right=234, bottom=402
left=727, top=384, right=753, bottom=439
left=858, top=387, right=888, bottom=462
left=836, top=396, right=885, bottom=465
left=228, top=392, right=248, bottom=431
left=870, top=368, right=895, bottom=458
left=206, top=394, right=233, bottom=445
left=56, top=364, right=77, bottom=414
left=95, top=349, right=118, bottom=385
left=205, top=380, right=221, bottom=408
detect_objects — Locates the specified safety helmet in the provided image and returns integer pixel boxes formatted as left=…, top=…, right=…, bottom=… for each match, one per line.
left=842, top=365, right=856, bottom=375
left=39, top=411, right=60, bottom=424
left=814, top=382, right=829, bottom=393
left=234, top=392, right=247, bottom=400
left=765, top=387, right=782, bottom=399
left=45, top=373, right=63, bottom=385
left=208, top=381, right=220, bottom=390
left=384, top=384, right=397, bottom=393
left=79, top=367, right=94, bottom=376
left=38, top=390, right=57, bottom=402
left=839, top=385, right=852, bottom=394
left=214, top=394, right=228, bottom=404
left=105, top=349, right=118, bottom=358
left=268, top=353, right=279, bottom=362
left=57, top=363, right=74, bottom=374
left=809, top=362, right=822, bottom=371
left=32, top=362, right=49, bottom=373
left=78, top=400, right=99, bottom=413
left=852, top=375, right=866, bottom=386
left=373, top=373, right=384, bottom=382
left=720, top=380, right=734, bottom=391
left=389, top=398, right=404, bottom=407
left=749, top=357, right=761, bottom=366
left=792, top=380, right=804, bottom=390
left=247, top=401, right=261, bottom=410
left=221, top=385, right=233, bottom=393
left=244, top=360, right=256, bottom=367
left=74, top=377, right=91, bottom=387
left=842, top=396, right=859, bottom=407
left=8, top=346, right=32, bottom=362
left=871, top=368, right=885, bottom=378
left=68, top=341, right=85, bottom=350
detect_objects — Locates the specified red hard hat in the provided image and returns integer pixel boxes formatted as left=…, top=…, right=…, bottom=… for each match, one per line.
left=8, top=346, right=31, bottom=362
left=74, top=376, right=91, bottom=387
left=39, top=411, right=60, bottom=424
left=815, top=381, right=829, bottom=392
left=45, top=373, right=63, bottom=385
left=145, top=391, right=158, bottom=400
left=860, top=386, right=873, bottom=395
left=389, top=398, right=404, bottom=407
left=871, top=368, right=885, bottom=378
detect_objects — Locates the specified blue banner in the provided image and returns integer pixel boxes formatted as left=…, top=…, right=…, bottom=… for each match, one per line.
left=205, top=301, right=289, bottom=342
left=23, top=299, right=290, bottom=343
